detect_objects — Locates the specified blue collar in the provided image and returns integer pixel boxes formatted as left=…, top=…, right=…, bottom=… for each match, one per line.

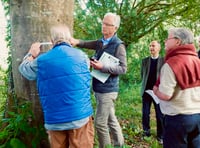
left=101, top=37, right=112, bottom=46
left=53, top=42, right=72, bottom=48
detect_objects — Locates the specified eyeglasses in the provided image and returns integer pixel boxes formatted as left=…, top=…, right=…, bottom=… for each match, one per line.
left=102, top=22, right=115, bottom=27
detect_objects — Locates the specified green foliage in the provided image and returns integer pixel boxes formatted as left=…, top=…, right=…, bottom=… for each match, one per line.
left=0, top=68, right=7, bottom=115
left=0, top=67, right=47, bottom=147
left=0, top=101, right=47, bottom=148
left=1, top=0, right=200, bottom=147
left=74, top=0, right=200, bottom=85
left=9, top=138, right=26, bottom=148
left=1, top=0, right=9, bottom=16
left=74, top=0, right=200, bottom=47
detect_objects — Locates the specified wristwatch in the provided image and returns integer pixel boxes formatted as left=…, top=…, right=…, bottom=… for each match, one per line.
left=27, top=53, right=35, bottom=58
left=23, top=53, right=35, bottom=60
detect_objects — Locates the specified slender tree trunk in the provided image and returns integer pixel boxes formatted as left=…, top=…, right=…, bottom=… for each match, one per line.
left=9, top=0, right=74, bottom=147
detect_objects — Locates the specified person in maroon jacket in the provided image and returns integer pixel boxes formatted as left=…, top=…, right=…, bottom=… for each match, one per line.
left=197, top=36, right=200, bottom=58
left=153, top=28, right=200, bottom=148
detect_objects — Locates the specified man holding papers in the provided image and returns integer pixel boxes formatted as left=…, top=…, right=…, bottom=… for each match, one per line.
left=70, top=12, right=127, bottom=148
left=140, top=40, right=164, bottom=144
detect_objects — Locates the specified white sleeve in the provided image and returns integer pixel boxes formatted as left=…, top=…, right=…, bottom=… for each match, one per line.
left=159, top=63, right=177, bottom=97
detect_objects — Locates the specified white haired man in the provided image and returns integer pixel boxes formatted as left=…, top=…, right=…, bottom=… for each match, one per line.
left=153, top=28, right=200, bottom=148
left=19, top=24, right=94, bottom=148
left=70, top=12, right=127, bottom=148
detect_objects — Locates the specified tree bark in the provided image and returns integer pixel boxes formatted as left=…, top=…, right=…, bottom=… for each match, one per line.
left=9, top=0, right=74, bottom=147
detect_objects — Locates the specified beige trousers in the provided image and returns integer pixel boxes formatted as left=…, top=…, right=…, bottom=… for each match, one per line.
left=47, top=117, right=94, bottom=148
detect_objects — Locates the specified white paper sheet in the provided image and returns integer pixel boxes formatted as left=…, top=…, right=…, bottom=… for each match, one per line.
left=91, top=52, right=119, bottom=83
left=145, top=89, right=160, bottom=104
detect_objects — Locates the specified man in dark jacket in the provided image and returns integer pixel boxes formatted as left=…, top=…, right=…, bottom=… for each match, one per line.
left=70, top=12, right=127, bottom=148
left=140, top=40, right=164, bottom=144
left=19, top=24, right=94, bottom=148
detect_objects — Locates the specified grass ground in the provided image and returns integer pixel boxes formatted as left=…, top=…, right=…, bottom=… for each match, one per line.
left=90, top=82, right=163, bottom=148
left=113, top=82, right=163, bottom=148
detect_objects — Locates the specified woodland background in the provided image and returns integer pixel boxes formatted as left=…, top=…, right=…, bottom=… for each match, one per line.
left=0, top=0, right=200, bottom=147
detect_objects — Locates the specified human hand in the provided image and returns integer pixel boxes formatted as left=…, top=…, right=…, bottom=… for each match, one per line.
left=153, top=86, right=158, bottom=94
left=28, top=42, right=41, bottom=58
left=90, top=60, right=103, bottom=70
left=69, top=37, right=80, bottom=47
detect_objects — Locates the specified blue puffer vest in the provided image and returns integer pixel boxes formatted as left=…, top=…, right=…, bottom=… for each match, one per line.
left=37, top=42, right=93, bottom=124
left=93, top=34, right=123, bottom=93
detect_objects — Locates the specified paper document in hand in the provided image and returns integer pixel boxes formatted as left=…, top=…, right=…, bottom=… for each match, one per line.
left=91, top=52, right=119, bottom=83
left=145, top=90, right=160, bottom=104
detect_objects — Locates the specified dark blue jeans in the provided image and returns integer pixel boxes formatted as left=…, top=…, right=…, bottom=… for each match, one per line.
left=142, top=92, right=164, bottom=138
left=163, top=114, right=200, bottom=148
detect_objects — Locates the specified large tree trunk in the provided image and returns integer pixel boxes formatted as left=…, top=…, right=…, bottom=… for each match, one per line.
left=9, top=0, right=74, bottom=147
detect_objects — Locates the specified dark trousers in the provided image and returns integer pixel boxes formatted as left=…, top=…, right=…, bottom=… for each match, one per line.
left=163, top=114, right=200, bottom=148
left=142, top=92, right=164, bottom=138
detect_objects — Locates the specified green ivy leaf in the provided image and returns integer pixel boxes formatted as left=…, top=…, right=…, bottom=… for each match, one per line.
left=10, top=138, right=26, bottom=148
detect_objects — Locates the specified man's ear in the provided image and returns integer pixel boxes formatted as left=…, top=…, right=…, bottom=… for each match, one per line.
left=176, top=39, right=182, bottom=46
left=114, top=27, right=118, bottom=31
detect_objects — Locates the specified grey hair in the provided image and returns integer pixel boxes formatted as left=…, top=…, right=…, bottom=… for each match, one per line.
left=169, top=28, right=194, bottom=44
left=50, top=24, right=71, bottom=45
left=104, top=12, right=121, bottom=29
